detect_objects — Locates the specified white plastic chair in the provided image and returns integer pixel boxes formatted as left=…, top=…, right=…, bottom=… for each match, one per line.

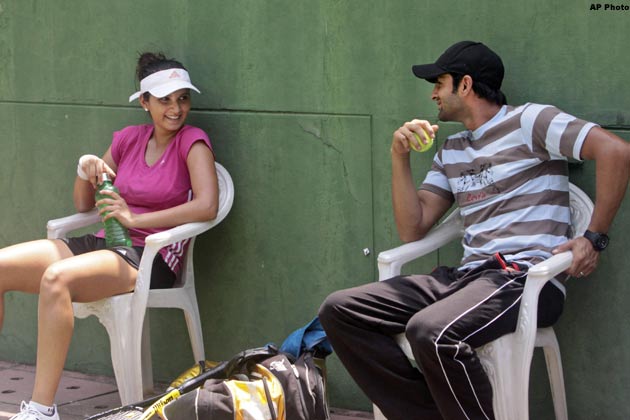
left=46, top=162, right=234, bottom=405
left=373, top=183, right=594, bottom=420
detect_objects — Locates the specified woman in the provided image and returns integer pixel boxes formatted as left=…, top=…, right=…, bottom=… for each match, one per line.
left=2, top=52, right=218, bottom=420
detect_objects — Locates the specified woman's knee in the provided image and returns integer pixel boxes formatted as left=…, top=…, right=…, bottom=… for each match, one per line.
left=39, top=263, right=72, bottom=299
left=0, top=240, right=70, bottom=294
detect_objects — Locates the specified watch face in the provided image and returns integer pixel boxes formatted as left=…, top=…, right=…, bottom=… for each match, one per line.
left=585, top=230, right=609, bottom=251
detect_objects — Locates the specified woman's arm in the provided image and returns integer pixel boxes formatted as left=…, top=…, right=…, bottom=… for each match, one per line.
left=73, top=147, right=118, bottom=212
left=99, top=142, right=219, bottom=228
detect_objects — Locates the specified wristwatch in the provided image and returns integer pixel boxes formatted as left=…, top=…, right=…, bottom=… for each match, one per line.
left=583, top=230, right=610, bottom=252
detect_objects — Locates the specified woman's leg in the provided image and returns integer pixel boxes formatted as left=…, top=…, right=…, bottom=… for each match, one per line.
left=0, top=239, right=73, bottom=330
left=31, top=250, right=138, bottom=406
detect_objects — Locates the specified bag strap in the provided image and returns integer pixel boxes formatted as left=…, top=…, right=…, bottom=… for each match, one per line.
left=262, top=377, right=278, bottom=420
left=224, top=344, right=279, bottom=378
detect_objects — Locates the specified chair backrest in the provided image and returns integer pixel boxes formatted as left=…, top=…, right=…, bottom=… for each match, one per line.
left=567, top=182, right=594, bottom=238
left=213, top=162, right=236, bottom=227
left=173, top=162, right=234, bottom=287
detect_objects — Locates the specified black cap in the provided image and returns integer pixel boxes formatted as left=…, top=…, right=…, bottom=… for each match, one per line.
left=412, top=41, right=504, bottom=90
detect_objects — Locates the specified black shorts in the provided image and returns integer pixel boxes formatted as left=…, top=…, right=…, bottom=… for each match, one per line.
left=60, top=234, right=176, bottom=289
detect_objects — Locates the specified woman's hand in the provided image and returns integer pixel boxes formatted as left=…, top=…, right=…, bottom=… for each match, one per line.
left=95, top=189, right=137, bottom=228
left=78, top=154, right=117, bottom=188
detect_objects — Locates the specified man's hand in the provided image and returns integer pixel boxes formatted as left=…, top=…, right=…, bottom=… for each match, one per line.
left=392, top=119, right=439, bottom=155
left=552, top=236, right=600, bottom=278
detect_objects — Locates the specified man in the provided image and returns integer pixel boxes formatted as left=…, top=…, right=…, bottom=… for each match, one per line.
left=318, top=41, right=630, bottom=420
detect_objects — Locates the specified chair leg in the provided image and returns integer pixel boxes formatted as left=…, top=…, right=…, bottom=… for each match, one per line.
left=181, top=294, right=205, bottom=363
left=101, top=316, right=144, bottom=405
left=141, top=315, right=154, bottom=395
left=478, top=337, right=520, bottom=420
left=542, top=344, right=568, bottom=420
left=535, top=328, right=567, bottom=420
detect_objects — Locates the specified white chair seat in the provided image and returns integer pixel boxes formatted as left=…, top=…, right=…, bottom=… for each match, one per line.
left=373, top=183, right=593, bottom=420
left=47, top=162, right=234, bottom=405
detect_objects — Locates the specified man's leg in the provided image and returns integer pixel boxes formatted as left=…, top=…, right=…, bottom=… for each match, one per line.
left=406, top=269, right=528, bottom=420
left=319, top=274, right=458, bottom=420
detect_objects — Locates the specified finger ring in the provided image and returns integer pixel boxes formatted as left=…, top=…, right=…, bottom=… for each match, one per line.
left=579, top=271, right=585, bottom=277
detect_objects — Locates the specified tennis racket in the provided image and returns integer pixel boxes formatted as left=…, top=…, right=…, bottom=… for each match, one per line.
left=86, top=360, right=229, bottom=420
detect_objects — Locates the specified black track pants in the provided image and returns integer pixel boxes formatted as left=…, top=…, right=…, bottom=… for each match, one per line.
left=318, top=255, right=564, bottom=420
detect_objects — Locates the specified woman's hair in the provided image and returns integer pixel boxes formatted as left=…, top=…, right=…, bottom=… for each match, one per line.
left=450, top=72, right=507, bottom=106
left=136, top=52, right=187, bottom=100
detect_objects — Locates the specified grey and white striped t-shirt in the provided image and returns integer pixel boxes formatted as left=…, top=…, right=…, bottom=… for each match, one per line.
left=420, top=103, right=597, bottom=271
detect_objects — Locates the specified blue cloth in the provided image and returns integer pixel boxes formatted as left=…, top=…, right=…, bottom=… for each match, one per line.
left=280, top=317, right=332, bottom=358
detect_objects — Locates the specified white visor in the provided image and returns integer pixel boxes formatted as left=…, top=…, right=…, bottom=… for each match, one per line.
left=129, top=68, right=200, bottom=102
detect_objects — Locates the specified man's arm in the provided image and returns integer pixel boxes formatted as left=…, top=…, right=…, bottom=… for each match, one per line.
left=553, top=127, right=630, bottom=277
left=580, top=127, right=630, bottom=233
left=391, top=120, right=452, bottom=243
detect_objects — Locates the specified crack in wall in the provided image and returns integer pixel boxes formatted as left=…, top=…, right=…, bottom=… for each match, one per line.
left=298, top=121, right=359, bottom=202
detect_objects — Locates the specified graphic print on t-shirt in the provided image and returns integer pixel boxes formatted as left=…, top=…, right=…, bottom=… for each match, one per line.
left=457, top=162, right=499, bottom=205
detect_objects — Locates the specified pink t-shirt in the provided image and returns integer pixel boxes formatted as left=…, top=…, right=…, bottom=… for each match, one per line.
left=96, top=124, right=212, bottom=274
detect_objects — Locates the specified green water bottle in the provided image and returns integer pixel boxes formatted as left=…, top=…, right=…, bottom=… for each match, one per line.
left=96, top=173, right=132, bottom=247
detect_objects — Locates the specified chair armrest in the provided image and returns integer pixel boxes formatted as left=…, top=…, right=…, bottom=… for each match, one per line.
left=47, top=209, right=101, bottom=239
left=519, top=251, right=573, bottom=322
left=143, top=221, right=215, bottom=253
left=377, top=212, right=464, bottom=281
left=513, top=251, right=573, bottom=350
left=526, top=251, right=573, bottom=280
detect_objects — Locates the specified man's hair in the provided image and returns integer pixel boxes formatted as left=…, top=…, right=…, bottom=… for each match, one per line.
left=451, top=73, right=507, bottom=106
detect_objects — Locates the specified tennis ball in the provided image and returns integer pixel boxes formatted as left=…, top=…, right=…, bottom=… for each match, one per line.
left=411, top=129, right=433, bottom=152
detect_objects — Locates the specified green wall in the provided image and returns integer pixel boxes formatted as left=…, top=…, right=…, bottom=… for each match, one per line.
left=0, top=1, right=629, bottom=418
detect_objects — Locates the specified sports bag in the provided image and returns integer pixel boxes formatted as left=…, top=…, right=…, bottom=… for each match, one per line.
left=162, top=318, right=332, bottom=420
left=161, top=345, right=329, bottom=420
left=260, top=351, right=328, bottom=420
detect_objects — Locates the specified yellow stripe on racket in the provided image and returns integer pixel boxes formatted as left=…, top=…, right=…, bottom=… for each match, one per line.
left=139, top=388, right=181, bottom=420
